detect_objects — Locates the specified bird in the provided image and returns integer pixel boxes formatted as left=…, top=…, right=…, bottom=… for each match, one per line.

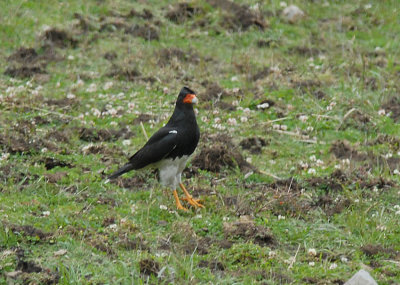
left=108, top=87, right=203, bottom=210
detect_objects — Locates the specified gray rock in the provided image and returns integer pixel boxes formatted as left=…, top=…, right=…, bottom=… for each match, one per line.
left=344, top=269, right=377, bottom=285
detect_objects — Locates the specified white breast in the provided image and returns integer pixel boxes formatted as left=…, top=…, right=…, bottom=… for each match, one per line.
left=158, top=155, right=189, bottom=190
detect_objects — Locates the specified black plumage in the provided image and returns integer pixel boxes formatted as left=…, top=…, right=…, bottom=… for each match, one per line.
left=108, top=87, right=203, bottom=210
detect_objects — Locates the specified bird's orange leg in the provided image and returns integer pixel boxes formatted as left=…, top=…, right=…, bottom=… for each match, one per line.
left=173, top=189, right=188, bottom=211
left=180, top=183, right=204, bottom=208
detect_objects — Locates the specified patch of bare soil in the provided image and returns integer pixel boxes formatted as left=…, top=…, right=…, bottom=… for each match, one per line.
left=132, top=113, right=157, bottom=124
left=339, top=110, right=372, bottom=132
left=79, top=126, right=133, bottom=142
left=330, top=140, right=368, bottom=161
left=45, top=129, right=72, bottom=143
left=165, top=2, right=205, bottom=23
left=251, top=67, right=272, bottom=81
left=6, top=248, right=60, bottom=284
left=81, top=144, right=124, bottom=158
left=240, top=137, right=268, bottom=154
left=192, top=144, right=254, bottom=173
left=7, top=47, right=39, bottom=63
left=104, top=51, right=117, bottom=61
left=125, top=8, right=153, bottom=20
left=40, top=157, right=73, bottom=170
left=4, top=66, right=46, bottom=78
left=118, top=236, right=149, bottom=251
left=200, top=82, right=229, bottom=101
left=89, top=237, right=115, bottom=256
left=139, top=259, right=160, bottom=276
left=44, top=172, right=68, bottom=183
left=198, top=259, right=225, bottom=272
left=106, top=64, right=142, bottom=81
left=42, top=28, right=78, bottom=48
left=382, top=97, right=400, bottom=122
left=45, top=97, right=77, bottom=108
left=366, top=134, right=400, bottom=151
left=125, top=23, right=159, bottom=41
left=223, top=216, right=275, bottom=247
left=208, top=0, right=267, bottom=31
left=0, top=133, right=57, bottom=154
left=3, top=223, right=52, bottom=240
left=361, top=244, right=399, bottom=258
left=182, top=237, right=212, bottom=255
left=157, top=47, right=202, bottom=67
left=288, top=46, right=323, bottom=57
left=110, top=174, right=150, bottom=191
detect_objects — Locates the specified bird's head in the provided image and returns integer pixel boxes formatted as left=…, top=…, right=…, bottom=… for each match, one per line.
left=177, top=87, right=198, bottom=106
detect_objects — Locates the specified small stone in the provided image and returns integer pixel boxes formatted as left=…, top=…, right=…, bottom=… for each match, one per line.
left=54, top=249, right=68, bottom=256
left=282, top=5, right=304, bottom=23
left=344, top=269, right=377, bottom=285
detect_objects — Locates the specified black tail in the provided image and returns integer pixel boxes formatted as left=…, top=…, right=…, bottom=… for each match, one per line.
left=108, top=163, right=134, bottom=179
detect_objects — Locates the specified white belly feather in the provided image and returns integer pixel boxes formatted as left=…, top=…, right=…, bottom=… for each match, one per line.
left=158, top=155, right=189, bottom=190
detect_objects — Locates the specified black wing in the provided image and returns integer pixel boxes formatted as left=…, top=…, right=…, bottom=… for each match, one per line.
left=128, top=127, right=178, bottom=169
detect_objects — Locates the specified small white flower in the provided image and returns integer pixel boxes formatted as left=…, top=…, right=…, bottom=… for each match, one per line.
left=309, top=155, right=317, bottom=161
left=195, top=214, right=202, bottom=219
left=212, top=109, right=219, bottom=115
left=269, top=160, right=276, bottom=165
left=213, top=124, right=226, bottom=130
left=108, top=224, right=117, bottom=231
left=159, top=205, right=168, bottom=210
left=306, top=126, right=313, bottom=132
left=122, top=140, right=131, bottom=146
left=299, top=115, right=308, bottom=122
left=0, top=153, right=10, bottom=161
left=222, top=217, right=230, bottom=221
left=268, top=251, right=276, bottom=258
left=103, top=81, right=113, bottom=90
left=326, top=105, right=333, bottom=111
left=354, top=199, right=359, bottom=203
left=395, top=210, right=400, bottom=215
left=278, top=215, right=285, bottom=220
left=299, top=161, right=309, bottom=170
left=376, top=225, right=386, bottom=231
left=378, top=109, right=386, bottom=116
left=308, top=168, right=316, bottom=175
left=308, top=248, right=317, bottom=256
left=67, top=93, right=76, bottom=99
left=243, top=108, right=251, bottom=115
left=231, top=76, right=239, bottom=82
left=342, top=159, right=350, bottom=165
left=110, top=121, right=118, bottom=127
left=163, top=87, right=169, bottom=94
left=131, top=205, right=137, bottom=214
left=86, top=83, right=97, bottom=93
left=394, top=205, right=400, bottom=210
left=232, top=88, right=240, bottom=94
left=257, top=103, right=270, bottom=110
left=280, top=1, right=287, bottom=8
left=214, top=117, right=221, bottom=123
left=91, top=108, right=101, bottom=117
left=330, top=101, right=336, bottom=107
left=340, top=256, right=348, bottom=263
left=201, top=116, right=209, bottom=123
left=329, top=263, right=337, bottom=270
left=316, top=159, right=324, bottom=166
left=280, top=125, right=288, bottom=131
left=240, top=116, right=248, bottom=123
left=246, top=157, right=252, bottom=163
left=273, top=124, right=280, bottom=130
left=227, top=118, right=237, bottom=126
left=42, top=211, right=50, bottom=217
left=364, top=3, right=372, bottom=9
left=67, top=55, right=75, bottom=60
left=384, top=153, right=393, bottom=159
left=41, top=148, right=48, bottom=153
left=309, top=261, right=315, bottom=267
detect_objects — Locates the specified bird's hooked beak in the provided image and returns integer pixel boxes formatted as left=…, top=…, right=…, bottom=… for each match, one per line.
left=183, top=94, right=198, bottom=104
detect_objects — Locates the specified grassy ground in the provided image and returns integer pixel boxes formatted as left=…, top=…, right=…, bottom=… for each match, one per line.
left=1, top=0, right=400, bottom=284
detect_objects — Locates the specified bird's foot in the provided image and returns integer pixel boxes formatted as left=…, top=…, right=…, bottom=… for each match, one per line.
left=173, top=189, right=188, bottom=211
left=181, top=196, right=204, bottom=208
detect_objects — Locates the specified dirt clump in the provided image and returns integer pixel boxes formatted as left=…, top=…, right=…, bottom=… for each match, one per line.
left=223, top=216, right=275, bottom=247
left=166, top=2, right=204, bottom=23
left=330, top=140, right=368, bottom=161
left=139, top=258, right=160, bottom=276
left=4, top=66, right=46, bottom=78
left=125, top=23, right=159, bottom=41
left=157, top=47, right=201, bottom=66
left=40, top=157, right=73, bottom=170
left=198, top=259, right=225, bottom=271
left=381, top=97, right=400, bottom=122
left=201, top=82, right=229, bottom=101
left=208, top=0, right=267, bottom=31
left=44, top=172, right=68, bottom=183
left=110, top=175, right=149, bottom=191
left=251, top=67, right=272, bottom=81
left=42, top=28, right=78, bottom=48
left=45, top=97, right=77, bottom=108
left=339, top=110, right=372, bottom=131
left=4, top=223, right=52, bottom=240
left=7, top=47, right=39, bottom=64
left=104, top=51, right=118, bottom=61
left=45, top=129, right=71, bottom=143
left=240, top=137, right=268, bottom=154
left=289, top=46, right=322, bottom=57
left=126, top=8, right=153, bottom=20
left=192, top=144, right=254, bottom=173
left=361, top=244, right=398, bottom=258
left=182, top=237, right=212, bottom=255
left=79, top=127, right=133, bottom=142
left=107, top=64, right=141, bottom=81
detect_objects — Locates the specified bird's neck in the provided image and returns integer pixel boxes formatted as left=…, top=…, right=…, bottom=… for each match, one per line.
left=167, top=104, right=196, bottom=126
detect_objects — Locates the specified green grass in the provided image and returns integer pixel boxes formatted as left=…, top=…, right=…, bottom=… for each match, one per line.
left=1, top=0, right=400, bottom=284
